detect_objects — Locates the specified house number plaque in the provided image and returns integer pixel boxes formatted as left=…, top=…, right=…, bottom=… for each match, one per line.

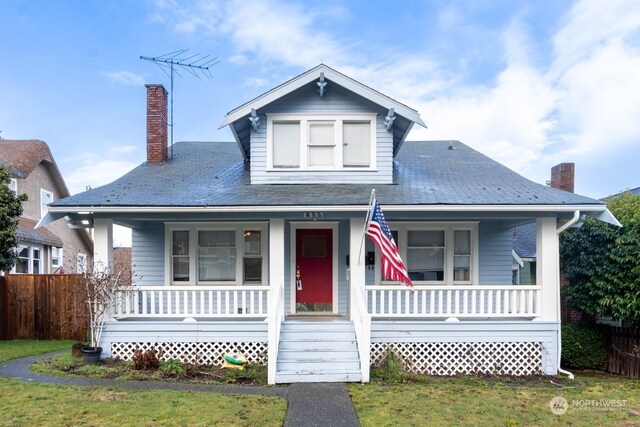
left=302, top=212, right=324, bottom=219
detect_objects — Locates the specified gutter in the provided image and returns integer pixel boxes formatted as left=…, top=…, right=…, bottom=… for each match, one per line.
left=555, top=209, right=581, bottom=380
left=45, top=203, right=612, bottom=214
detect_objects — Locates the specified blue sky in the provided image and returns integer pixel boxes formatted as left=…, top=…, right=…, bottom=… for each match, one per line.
left=2, top=0, right=640, bottom=244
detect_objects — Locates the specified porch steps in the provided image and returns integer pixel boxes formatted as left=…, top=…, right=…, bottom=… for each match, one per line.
left=275, top=320, right=362, bottom=383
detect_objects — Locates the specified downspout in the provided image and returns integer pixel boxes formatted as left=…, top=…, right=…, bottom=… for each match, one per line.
left=555, top=210, right=580, bottom=380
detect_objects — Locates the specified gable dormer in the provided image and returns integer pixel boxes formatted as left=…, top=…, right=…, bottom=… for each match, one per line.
left=220, top=64, right=426, bottom=184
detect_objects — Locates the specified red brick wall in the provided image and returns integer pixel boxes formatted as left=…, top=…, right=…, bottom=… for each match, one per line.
left=146, top=84, right=168, bottom=164
left=550, top=163, right=575, bottom=193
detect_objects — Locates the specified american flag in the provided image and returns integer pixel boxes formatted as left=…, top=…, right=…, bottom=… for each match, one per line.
left=365, top=200, right=414, bottom=289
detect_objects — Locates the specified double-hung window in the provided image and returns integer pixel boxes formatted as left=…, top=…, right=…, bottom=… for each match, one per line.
left=378, top=223, right=477, bottom=285
left=13, top=244, right=43, bottom=274
left=8, top=178, right=17, bottom=193
left=172, top=231, right=190, bottom=282
left=268, top=114, right=376, bottom=170
left=167, top=223, right=267, bottom=285
left=51, top=247, right=63, bottom=270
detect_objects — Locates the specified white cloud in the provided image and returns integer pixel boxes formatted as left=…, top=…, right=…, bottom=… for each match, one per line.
left=220, top=0, right=349, bottom=68
left=101, top=71, right=145, bottom=86
left=109, top=145, right=137, bottom=155
left=551, top=0, right=640, bottom=78
left=243, top=77, right=269, bottom=88
left=65, top=159, right=138, bottom=195
left=228, top=54, right=248, bottom=65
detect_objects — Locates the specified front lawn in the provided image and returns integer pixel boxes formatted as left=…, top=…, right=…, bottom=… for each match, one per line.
left=349, top=374, right=640, bottom=427
left=0, top=378, right=286, bottom=426
left=0, top=339, right=75, bottom=363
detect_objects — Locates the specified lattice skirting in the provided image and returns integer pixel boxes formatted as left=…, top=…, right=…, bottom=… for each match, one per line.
left=371, top=342, right=543, bottom=376
left=111, top=342, right=268, bottom=366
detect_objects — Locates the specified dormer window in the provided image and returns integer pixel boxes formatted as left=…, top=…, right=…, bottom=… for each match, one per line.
left=267, top=114, right=376, bottom=170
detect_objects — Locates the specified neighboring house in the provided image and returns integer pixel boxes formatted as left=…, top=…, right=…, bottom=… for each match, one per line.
left=608, top=186, right=640, bottom=197
left=0, top=139, right=93, bottom=274
left=512, top=223, right=536, bottom=285
left=45, top=64, right=619, bottom=383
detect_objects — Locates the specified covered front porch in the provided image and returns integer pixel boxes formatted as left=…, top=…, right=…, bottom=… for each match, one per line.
left=89, top=212, right=567, bottom=384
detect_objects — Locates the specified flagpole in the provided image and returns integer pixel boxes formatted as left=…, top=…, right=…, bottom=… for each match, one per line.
left=358, top=189, right=376, bottom=265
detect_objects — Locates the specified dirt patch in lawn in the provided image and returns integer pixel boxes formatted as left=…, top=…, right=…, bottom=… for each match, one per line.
left=32, top=353, right=267, bottom=385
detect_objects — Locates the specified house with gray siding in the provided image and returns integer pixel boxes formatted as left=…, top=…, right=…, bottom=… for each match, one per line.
left=44, top=64, right=619, bottom=383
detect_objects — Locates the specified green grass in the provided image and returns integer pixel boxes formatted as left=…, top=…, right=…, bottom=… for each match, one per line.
left=350, top=373, right=640, bottom=427
left=0, top=378, right=286, bottom=426
left=0, top=339, right=75, bottom=363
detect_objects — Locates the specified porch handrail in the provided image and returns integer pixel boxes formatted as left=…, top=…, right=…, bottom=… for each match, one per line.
left=111, top=285, right=269, bottom=318
left=267, top=281, right=285, bottom=385
left=366, top=285, right=542, bottom=318
left=351, top=276, right=371, bottom=382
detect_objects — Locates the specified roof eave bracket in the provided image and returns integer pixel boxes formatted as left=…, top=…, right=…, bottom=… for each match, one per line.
left=385, top=107, right=396, bottom=132
left=316, top=72, right=327, bottom=97
left=249, top=108, right=260, bottom=132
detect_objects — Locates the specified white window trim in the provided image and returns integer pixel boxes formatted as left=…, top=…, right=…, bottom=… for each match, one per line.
left=164, top=222, right=269, bottom=286
left=374, top=222, right=479, bottom=286
left=51, top=247, right=63, bottom=269
left=12, top=244, right=44, bottom=274
left=9, top=178, right=17, bottom=193
left=266, top=113, right=377, bottom=171
left=40, top=188, right=54, bottom=218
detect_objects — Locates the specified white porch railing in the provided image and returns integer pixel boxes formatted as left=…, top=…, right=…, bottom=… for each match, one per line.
left=350, top=276, right=371, bottom=382
left=267, top=281, right=285, bottom=385
left=111, top=286, right=269, bottom=318
left=367, top=285, right=541, bottom=318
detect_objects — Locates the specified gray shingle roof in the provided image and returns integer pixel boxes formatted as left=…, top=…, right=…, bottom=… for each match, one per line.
left=512, top=223, right=536, bottom=259
left=52, top=140, right=603, bottom=208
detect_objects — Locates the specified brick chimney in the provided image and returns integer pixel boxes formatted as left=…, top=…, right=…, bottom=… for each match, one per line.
left=145, top=84, right=168, bottom=164
left=550, top=163, right=575, bottom=193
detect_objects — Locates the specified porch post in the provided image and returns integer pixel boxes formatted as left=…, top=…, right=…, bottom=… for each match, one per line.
left=349, top=218, right=366, bottom=310
left=536, top=217, right=559, bottom=322
left=93, top=218, right=113, bottom=268
left=350, top=217, right=370, bottom=382
left=268, top=218, right=285, bottom=385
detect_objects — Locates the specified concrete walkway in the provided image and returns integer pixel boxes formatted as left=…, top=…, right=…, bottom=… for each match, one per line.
left=0, top=351, right=360, bottom=426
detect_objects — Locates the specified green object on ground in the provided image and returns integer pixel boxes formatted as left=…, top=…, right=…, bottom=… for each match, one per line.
left=224, top=353, right=247, bottom=365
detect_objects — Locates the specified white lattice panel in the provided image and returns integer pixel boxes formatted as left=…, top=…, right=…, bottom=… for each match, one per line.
left=371, top=342, right=542, bottom=376
left=111, top=342, right=268, bottom=366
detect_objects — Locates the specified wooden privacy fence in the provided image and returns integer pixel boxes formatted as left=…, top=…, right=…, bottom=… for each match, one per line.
left=0, top=274, right=87, bottom=341
left=600, top=325, right=640, bottom=379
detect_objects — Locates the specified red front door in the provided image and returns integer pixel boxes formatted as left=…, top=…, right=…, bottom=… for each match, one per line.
left=295, top=228, right=333, bottom=312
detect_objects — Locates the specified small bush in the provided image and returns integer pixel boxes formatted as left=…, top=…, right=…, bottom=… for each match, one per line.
left=371, top=347, right=408, bottom=382
left=561, top=322, right=607, bottom=370
left=160, top=359, right=185, bottom=376
left=132, top=347, right=162, bottom=370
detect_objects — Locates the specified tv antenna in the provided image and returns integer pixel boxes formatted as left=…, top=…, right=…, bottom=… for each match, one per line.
left=140, top=49, right=220, bottom=158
